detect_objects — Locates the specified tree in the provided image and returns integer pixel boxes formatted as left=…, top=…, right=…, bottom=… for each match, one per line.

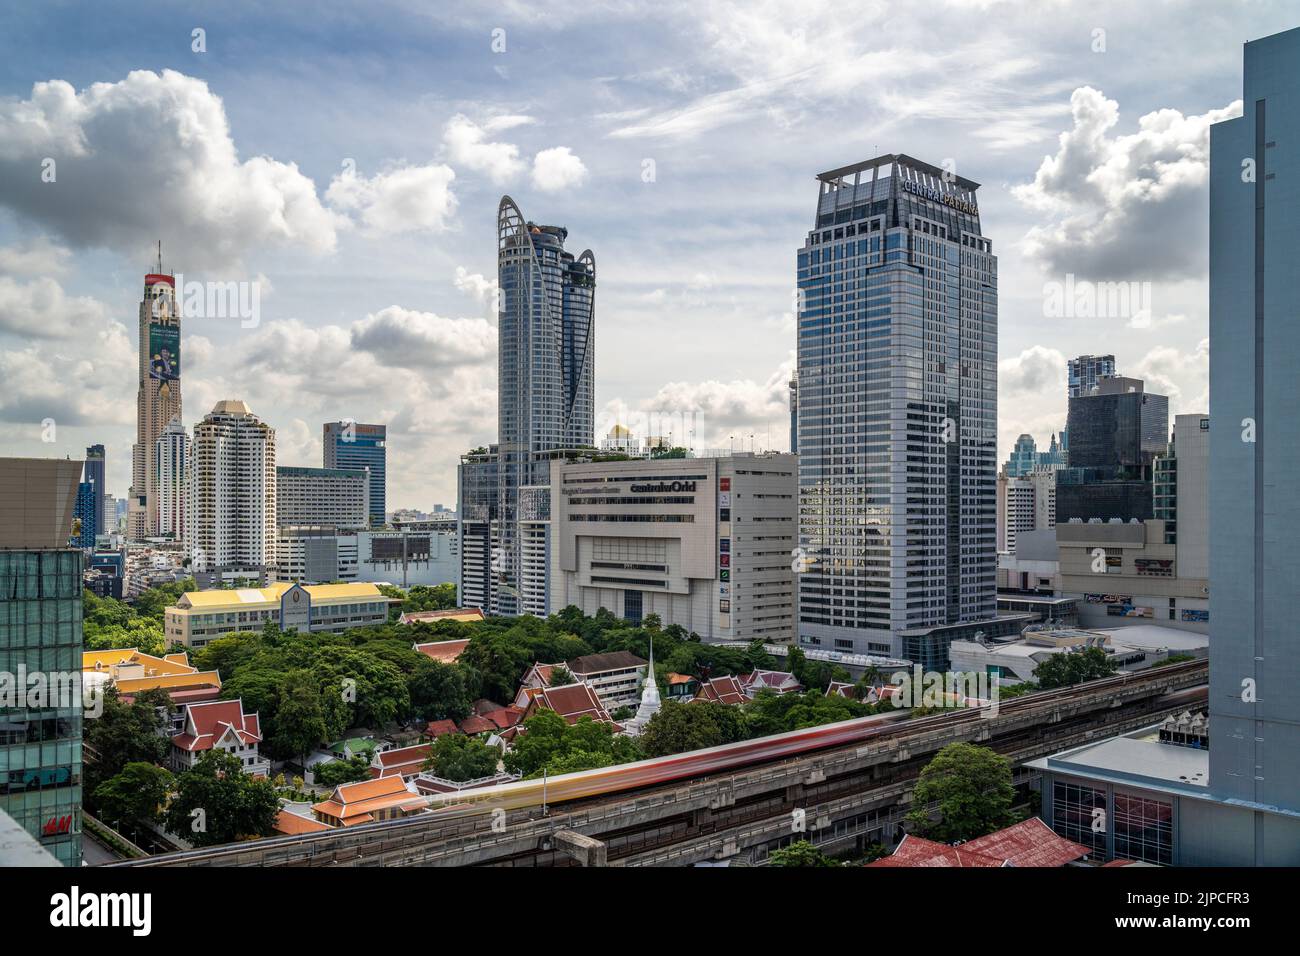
left=639, top=702, right=747, bottom=757
left=314, top=754, right=372, bottom=787
left=548, top=665, right=575, bottom=687
left=427, top=733, right=499, bottom=782
left=906, top=743, right=1019, bottom=842
left=1034, top=647, right=1117, bottom=689
left=769, top=840, right=839, bottom=867
left=268, top=669, right=328, bottom=768
left=83, top=688, right=172, bottom=794
left=408, top=658, right=471, bottom=721
left=92, top=762, right=173, bottom=840
left=504, top=709, right=568, bottom=776
left=164, top=751, right=279, bottom=847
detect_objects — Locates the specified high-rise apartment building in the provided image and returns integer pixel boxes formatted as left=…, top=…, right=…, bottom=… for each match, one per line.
left=0, top=457, right=86, bottom=866
left=997, top=467, right=1057, bottom=553
left=276, top=466, right=369, bottom=529
left=323, top=422, right=386, bottom=527
left=459, top=197, right=596, bottom=617
left=1208, top=25, right=1300, bottom=841
left=128, top=271, right=182, bottom=539
left=1067, top=353, right=1117, bottom=398
left=1056, top=376, right=1168, bottom=523
left=154, top=419, right=189, bottom=541
left=186, top=401, right=276, bottom=585
left=457, top=446, right=499, bottom=614
left=795, top=155, right=1004, bottom=667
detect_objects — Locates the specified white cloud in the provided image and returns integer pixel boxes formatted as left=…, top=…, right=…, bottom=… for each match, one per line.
left=350, top=306, right=496, bottom=370
left=454, top=266, right=498, bottom=309
left=531, top=146, right=588, bottom=192
left=325, top=162, right=457, bottom=236
left=1014, top=86, right=1242, bottom=280
left=0, top=274, right=108, bottom=338
left=0, top=236, right=72, bottom=276
left=442, top=113, right=527, bottom=184
left=0, top=70, right=343, bottom=270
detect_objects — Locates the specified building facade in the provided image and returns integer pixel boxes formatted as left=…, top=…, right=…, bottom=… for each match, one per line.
left=128, top=273, right=182, bottom=539
left=276, top=525, right=458, bottom=587
left=0, top=457, right=86, bottom=866
left=164, top=581, right=392, bottom=648
left=550, top=454, right=798, bottom=643
left=276, top=466, right=369, bottom=530
left=154, top=418, right=189, bottom=540
left=186, top=400, right=277, bottom=585
left=1066, top=353, right=1117, bottom=398
left=323, top=422, right=387, bottom=527
left=1153, top=414, right=1209, bottom=577
left=1056, top=376, right=1169, bottom=523
left=795, top=154, right=998, bottom=663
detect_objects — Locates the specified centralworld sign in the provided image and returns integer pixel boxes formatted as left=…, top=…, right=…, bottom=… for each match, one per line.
left=901, top=178, right=977, bottom=215
left=630, top=481, right=697, bottom=493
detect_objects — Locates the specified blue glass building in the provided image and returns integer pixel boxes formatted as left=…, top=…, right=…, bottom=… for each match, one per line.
left=323, top=421, right=386, bottom=527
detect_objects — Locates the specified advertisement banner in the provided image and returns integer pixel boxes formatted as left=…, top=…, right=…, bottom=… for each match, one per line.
left=148, top=323, right=180, bottom=384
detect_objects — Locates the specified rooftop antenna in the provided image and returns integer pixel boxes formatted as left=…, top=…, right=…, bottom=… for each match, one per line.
left=156, top=239, right=163, bottom=275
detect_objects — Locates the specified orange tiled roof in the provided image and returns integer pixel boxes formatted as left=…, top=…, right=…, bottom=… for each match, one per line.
left=412, top=638, right=471, bottom=663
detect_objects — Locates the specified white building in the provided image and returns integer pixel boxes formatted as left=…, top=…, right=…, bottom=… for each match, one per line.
left=186, top=400, right=277, bottom=584
left=998, top=467, right=1058, bottom=553
left=276, top=526, right=458, bottom=586
left=549, top=453, right=798, bottom=642
left=567, top=651, right=649, bottom=710
left=276, top=465, right=369, bottom=530
left=154, top=417, right=189, bottom=540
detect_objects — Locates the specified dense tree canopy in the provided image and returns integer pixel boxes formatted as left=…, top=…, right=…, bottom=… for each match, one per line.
left=1034, top=647, right=1117, bottom=689
left=906, top=743, right=1020, bottom=842
left=163, top=750, right=280, bottom=847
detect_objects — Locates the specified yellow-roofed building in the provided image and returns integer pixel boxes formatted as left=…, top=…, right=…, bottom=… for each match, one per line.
left=82, top=649, right=224, bottom=705
left=164, top=581, right=395, bottom=648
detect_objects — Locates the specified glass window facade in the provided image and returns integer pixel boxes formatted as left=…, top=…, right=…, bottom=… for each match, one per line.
left=1113, top=791, right=1173, bottom=865
left=1051, top=779, right=1108, bottom=854
left=0, top=549, right=84, bottom=866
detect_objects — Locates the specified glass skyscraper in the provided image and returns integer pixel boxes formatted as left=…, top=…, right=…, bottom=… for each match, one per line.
left=323, top=421, right=386, bottom=527
left=0, top=457, right=86, bottom=867
left=1209, top=25, right=1300, bottom=825
left=490, top=195, right=595, bottom=615
left=1067, top=353, right=1117, bottom=398
left=795, top=155, right=999, bottom=664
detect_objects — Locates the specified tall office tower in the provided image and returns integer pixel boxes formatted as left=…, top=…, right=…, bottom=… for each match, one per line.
left=796, top=156, right=1002, bottom=668
left=1067, top=353, right=1117, bottom=398
left=0, top=457, right=86, bottom=866
left=83, top=445, right=105, bottom=540
left=323, top=422, right=386, bottom=527
left=186, top=401, right=277, bottom=585
left=276, top=465, right=369, bottom=528
left=1209, top=25, right=1300, bottom=836
left=128, top=269, right=182, bottom=539
left=491, top=196, right=595, bottom=615
left=1056, top=376, right=1168, bottom=522
left=154, top=417, right=189, bottom=540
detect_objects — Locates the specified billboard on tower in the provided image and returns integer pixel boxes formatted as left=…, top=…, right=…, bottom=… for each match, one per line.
left=148, top=323, right=180, bottom=385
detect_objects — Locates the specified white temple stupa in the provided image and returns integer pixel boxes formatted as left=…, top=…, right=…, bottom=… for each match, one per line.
left=623, top=636, right=662, bottom=736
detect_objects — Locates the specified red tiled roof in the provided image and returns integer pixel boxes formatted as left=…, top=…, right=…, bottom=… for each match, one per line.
left=275, top=810, right=333, bottom=835
left=426, top=719, right=461, bottom=738
left=826, top=681, right=856, bottom=698
left=412, top=638, right=471, bottom=663
left=532, top=682, right=613, bottom=724
left=693, top=675, right=748, bottom=706
left=868, top=834, right=1005, bottom=868
left=171, top=699, right=262, bottom=753
left=962, top=817, right=1092, bottom=867
left=369, top=743, right=431, bottom=779
left=458, top=715, right=497, bottom=735
left=742, top=670, right=803, bottom=694
left=482, top=706, right=525, bottom=730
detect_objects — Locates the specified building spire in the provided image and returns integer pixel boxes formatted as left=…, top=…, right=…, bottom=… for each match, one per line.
left=157, top=239, right=162, bottom=275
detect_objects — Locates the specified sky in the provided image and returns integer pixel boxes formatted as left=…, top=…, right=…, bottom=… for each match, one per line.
left=0, top=0, right=1294, bottom=510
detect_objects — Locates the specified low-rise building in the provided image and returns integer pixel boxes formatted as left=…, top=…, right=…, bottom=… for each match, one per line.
left=523, top=682, right=616, bottom=727
left=170, top=699, right=270, bottom=777
left=369, top=744, right=431, bottom=781
left=692, top=675, right=748, bottom=705
left=868, top=817, right=1091, bottom=868
left=740, top=670, right=803, bottom=697
left=311, top=776, right=426, bottom=828
left=276, top=525, right=459, bottom=587
left=164, top=581, right=393, bottom=648
left=412, top=638, right=471, bottom=664
left=82, top=648, right=222, bottom=705
left=566, top=650, right=648, bottom=709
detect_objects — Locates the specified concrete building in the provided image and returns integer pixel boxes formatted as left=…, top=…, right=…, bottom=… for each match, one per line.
left=549, top=454, right=798, bottom=643
left=276, top=466, right=369, bottom=530
left=323, top=422, right=387, bottom=527
left=129, top=270, right=183, bottom=539
left=1056, top=376, right=1169, bottom=523
left=186, top=400, right=277, bottom=586
left=795, top=155, right=1002, bottom=667
left=169, top=699, right=270, bottom=778
left=1056, top=519, right=1208, bottom=633
left=566, top=650, right=649, bottom=710
left=154, top=418, right=188, bottom=540
left=164, top=581, right=392, bottom=648
left=276, top=525, right=458, bottom=587
left=457, top=446, right=499, bottom=615
left=0, top=457, right=85, bottom=866
left=1205, top=24, right=1300, bottom=852
left=997, top=467, right=1057, bottom=553
left=1066, top=353, right=1117, bottom=398
left=1153, top=414, right=1209, bottom=579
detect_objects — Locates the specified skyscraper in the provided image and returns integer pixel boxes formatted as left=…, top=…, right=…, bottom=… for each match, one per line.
left=1209, top=25, right=1300, bottom=831
left=128, top=268, right=182, bottom=539
left=323, top=421, right=385, bottom=527
left=488, top=195, right=595, bottom=615
left=83, top=445, right=105, bottom=541
left=186, top=401, right=276, bottom=585
left=1067, top=353, right=1117, bottom=398
left=0, top=457, right=86, bottom=866
left=795, top=155, right=1002, bottom=667
left=154, top=418, right=189, bottom=540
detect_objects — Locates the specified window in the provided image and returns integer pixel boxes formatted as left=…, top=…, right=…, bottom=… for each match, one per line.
left=1113, top=793, right=1173, bottom=864
left=1052, top=780, right=1108, bottom=853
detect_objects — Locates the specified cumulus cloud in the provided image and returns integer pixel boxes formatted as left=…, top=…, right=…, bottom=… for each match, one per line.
left=998, top=344, right=1067, bottom=460
left=0, top=274, right=109, bottom=338
left=454, top=266, right=498, bottom=310
left=442, top=114, right=529, bottom=184
left=349, top=306, right=495, bottom=370
left=0, top=236, right=72, bottom=276
left=0, top=70, right=343, bottom=270
left=325, top=162, right=457, bottom=236
left=531, top=146, right=588, bottom=192
left=1131, top=338, right=1209, bottom=413
left=1014, top=86, right=1242, bottom=280
left=0, top=317, right=134, bottom=426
